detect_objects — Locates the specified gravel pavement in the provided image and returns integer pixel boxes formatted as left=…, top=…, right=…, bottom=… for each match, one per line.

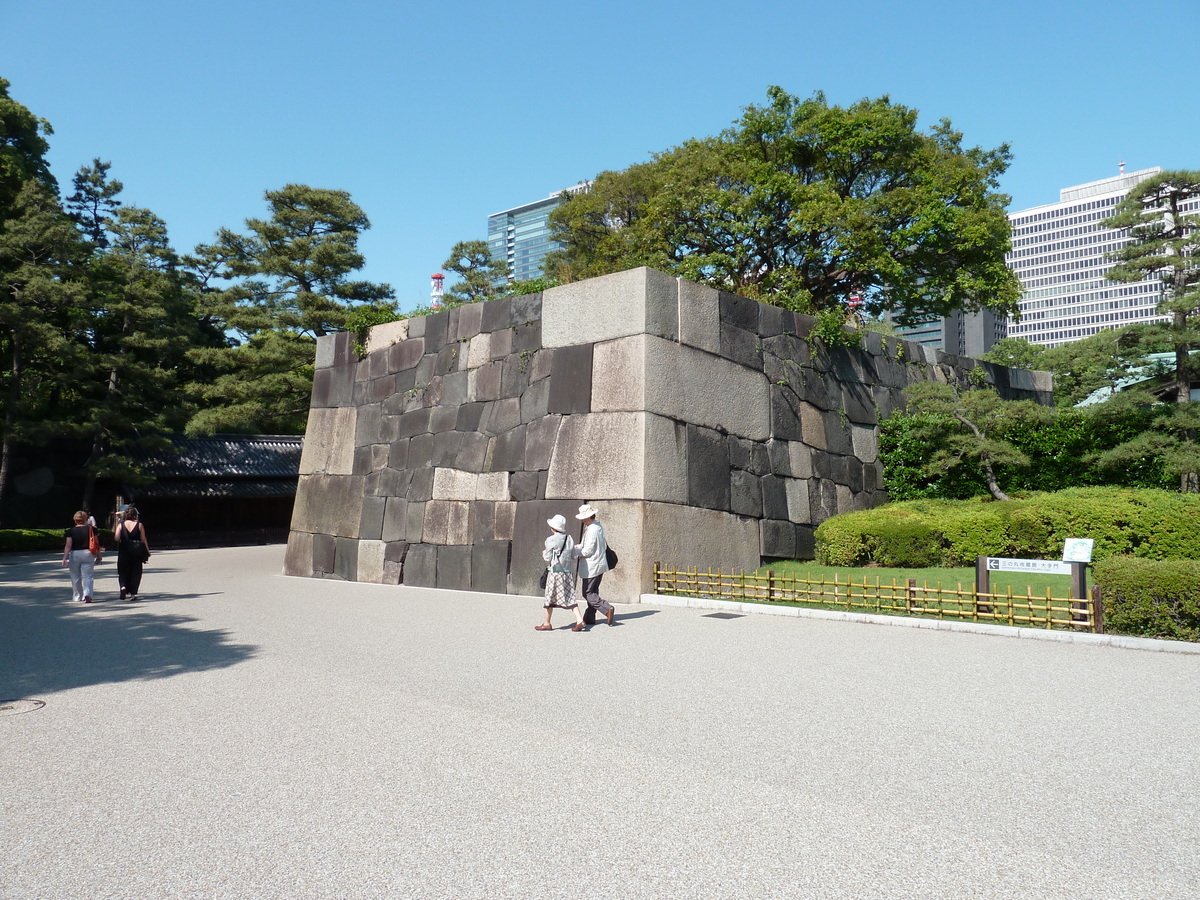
left=2, top=545, right=1198, bottom=899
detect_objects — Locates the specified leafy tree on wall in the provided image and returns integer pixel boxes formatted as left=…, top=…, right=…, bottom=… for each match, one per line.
left=548, top=87, right=1021, bottom=323
left=440, top=240, right=510, bottom=305
left=186, top=184, right=396, bottom=435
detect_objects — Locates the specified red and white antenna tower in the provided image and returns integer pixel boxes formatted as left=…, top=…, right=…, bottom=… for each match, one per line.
left=430, top=273, right=444, bottom=310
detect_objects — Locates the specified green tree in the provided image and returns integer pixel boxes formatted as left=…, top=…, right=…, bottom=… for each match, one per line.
left=0, top=180, right=89, bottom=513
left=0, top=78, right=56, bottom=205
left=187, top=184, right=396, bottom=434
left=900, top=379, right=1053, bottom=501
left=65, top=158, right=123, bottom=248
left=1102, top=170, right=1200, bottom=490
left=549, top=87, right=1021, bottom=322
left=441, top=240, right=510, bottom=305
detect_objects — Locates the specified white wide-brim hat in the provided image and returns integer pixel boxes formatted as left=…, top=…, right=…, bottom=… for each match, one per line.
left=575, top=504, right=599, bottom=520
left=547, top=514, right=567, bottom=532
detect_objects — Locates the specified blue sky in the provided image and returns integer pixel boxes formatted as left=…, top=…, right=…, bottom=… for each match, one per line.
left=4, top=0, right=1196, bottom=312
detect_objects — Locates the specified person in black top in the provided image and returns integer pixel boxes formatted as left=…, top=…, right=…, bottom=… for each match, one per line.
left=62, top=510, right=99, bottom=603
left=114, top=507, right=151, bottom=601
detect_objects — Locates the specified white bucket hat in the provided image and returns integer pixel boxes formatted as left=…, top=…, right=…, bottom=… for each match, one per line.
left=575, top=504, right=599, bottom=520
left=547, top=514, right=567, bottom=532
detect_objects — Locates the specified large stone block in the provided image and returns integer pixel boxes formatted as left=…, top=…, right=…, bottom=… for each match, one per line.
left=454, top=302, right=483, bottom=341
left=313, top=533, right=336, bottom=577
left=591, top=335, right=645, bottom=413
left=851, top=425, right=878, bottom=463
left=542, top=267, right=678, bottom=348
left=403, top=544, right=437, bottom=587
left=477, top=471, right=510, bottom=501
left=643, top=335, right=770, bottom=441
left=455, top=431, right=490, bottom=473
left=357, top=540, right=386, bottom=584
left=481, top=397, right=521, bottom=436
left=334, top=537, right=359, bottom=581
left=687, top=424, right=731, bottom=512
left=770, top=384, right=804, bottom=441
left=283, top=531, right=313, bottom=577
left=546, top=412, right=645, bottom=501
left=761, top=520, right=795, bottom=560
left=638, top=501, right=761, bottom=598
left=677, top=277, right=720, bottom=354
left=436, top=545, right=472, bottom=591
left=480, top=296, right=512, bottom=333
left=299, top=407, right=358, bottom=475
left=383, top=497, right=408, bottom=542
left=495, top=502, right=517, bottom=541
left=388, top=337, right=425, bottom=373
left=431, top=431, right=464, bottom=467
left=471, top=541, right=511, bottom=594
left=525, top=415, right=561, bottom=471
left=407, top=468, right=435, bottom=502
left=359, top=495, right=386, bottom=541
left=547, top=343, right=594, bottom=414
left=489, top=424, right=527, bottom=472
left=423, top=500, right=473, bottom=545
left=519, top=376, right=550, bottom=423
left=291, top=474, right=364, bottom=538
left=785, top=478, right=811, bottom=524
left=432, top=467, right=478, bottom=500
left=644, top=414, right=688, bottom=504
left=720, top=322, right=762, bottom=371
left=730, top=470, right=763, bottom=518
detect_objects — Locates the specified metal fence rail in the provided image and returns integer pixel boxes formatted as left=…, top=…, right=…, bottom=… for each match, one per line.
left=652, top=564, right=1102, bottom=633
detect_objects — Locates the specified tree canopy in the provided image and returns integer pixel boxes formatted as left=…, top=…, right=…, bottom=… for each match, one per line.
left=547, top=87, right=1021, bottom=324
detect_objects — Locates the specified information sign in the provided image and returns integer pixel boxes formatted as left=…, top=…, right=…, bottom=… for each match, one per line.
left=985, top=557, right=1073, bottom=575
left=1062, top=539, right=1095, bottom=563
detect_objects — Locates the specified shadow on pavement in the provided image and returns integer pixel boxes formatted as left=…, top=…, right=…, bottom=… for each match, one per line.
left=0, top=554, right=258, bottom=699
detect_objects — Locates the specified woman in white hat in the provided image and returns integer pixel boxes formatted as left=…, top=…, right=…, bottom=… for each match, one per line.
left=536, top=514, right=586, bottom=632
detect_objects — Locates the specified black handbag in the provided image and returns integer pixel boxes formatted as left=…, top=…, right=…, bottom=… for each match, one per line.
left=605, top=545, right=618, bottom=570
left=538, top=568, right=549, bottom=590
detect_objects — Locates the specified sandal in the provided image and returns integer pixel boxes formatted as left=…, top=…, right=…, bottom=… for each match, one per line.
left=534, top=624, right=553, bottom=631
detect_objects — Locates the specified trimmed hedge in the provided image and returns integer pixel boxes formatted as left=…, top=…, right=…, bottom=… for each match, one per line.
left=1094, top=556, right=1200, bottom=641
left=815, top=488, right=1200, bottom=568
left=0, top=528, right=113, bottom=553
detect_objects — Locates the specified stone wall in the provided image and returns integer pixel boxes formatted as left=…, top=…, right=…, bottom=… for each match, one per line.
left=284, top=267, right=1051, bottom=599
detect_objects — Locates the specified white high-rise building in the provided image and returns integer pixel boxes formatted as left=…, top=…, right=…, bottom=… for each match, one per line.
left=1005, top=167, right=1168, bottom=347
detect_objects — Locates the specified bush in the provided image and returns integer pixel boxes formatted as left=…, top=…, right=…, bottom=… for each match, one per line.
left=0, top=528, right=113, bottom=553
left=815, top=488, right=1200, bottom=568
left=1094, top=556, right=1200, bottom=641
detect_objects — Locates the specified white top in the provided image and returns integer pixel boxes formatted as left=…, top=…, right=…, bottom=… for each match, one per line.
left=572, top=521, right=608, bottom=578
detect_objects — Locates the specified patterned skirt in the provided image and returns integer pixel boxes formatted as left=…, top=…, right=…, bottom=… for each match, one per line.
left=543, top=570, right=577, bottom=609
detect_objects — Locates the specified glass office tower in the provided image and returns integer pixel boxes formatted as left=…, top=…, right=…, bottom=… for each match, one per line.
left=1005, top=167, right=1169, bottom=347
left=486, top=190, right=570, bottom=284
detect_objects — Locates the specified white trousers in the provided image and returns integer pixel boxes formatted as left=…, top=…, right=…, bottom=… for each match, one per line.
left=68, top=549, right=96, bottom=601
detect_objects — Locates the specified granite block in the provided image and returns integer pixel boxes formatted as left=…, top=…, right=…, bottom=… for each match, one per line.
left=511, top=499, right=584, bottom=596
left=477, top=471, right=510, bottom=501
left=407, top=467, right=435, bottom=502
left=761, top=519, right=796, bottom=559
left=414, top=353, right=436, bottom=387
left=455, top=302, right=483, bottom=341
left=396, top=407, right=431, bottom=439
left=357, top=540, right=386, bottom=584
left=494, top=502, right=517, bottom=541
left=299, top=407, right=358, bottom=475
left=759, top=303, right=792, bottom=338
left=434, top=345, right=460, bottom=377
left=407, top=314, right=427, bottom=339
left=436, top=544, right=472, bottom=591
left=431, top=431, right=464, bottom=467
left=687, top=424, right=731, bottom=512
left=799, top=403, right=827, bottom=450
left=405, top=502, right=425, bottom=543
left=513, top=319, right=541, bottom=352
left=677, top=278, right=721, bottom=355
left=644, top=414, right=688, bottom=504
left=489, top=424, right=527, bottom=472
left=455, top=431, right=490, bottom=473
left=501, top=354, right=530, bottom=398
left=545, top=412, right=645, bottom=501
left=466, top=333, right=491, bottom=369
left=730, top=470, right=763, bottom=518
left=481, top=296, right=513, bottom=333
left=424, top=310, right=449, bottom=353
left=785, top=478, right=812, bottom=524
left=355, top=404, right=383, bottom=448
left=312, top=532, right=336, bottom=577
left=359, top=495, right=386, bottom=541
left=429, top=404, right=459, bottom=434
left=542, top=267, right=677, bottom=349
left=283, top=531, right=313, bottom=577
left=403, top=543, right=437, bottom=587
left=490, top=328, right=513, bottom=360
left=841, top=382, right=877, bottom=425
left=766, top=438, right=790, bottom=477
left=473, top=361, right=503, bottom=402
left=520, top=376, right=550, bottom=423
left=528, top=349, right=553, bottom=382
left=471, top=541, right=511, bottom=594
left=291, top=474, right=364, bottom=538
left=729, top=437, right=770, bottom=476
left=720, top=322, right=762, bottom=371
left=524, top=415, right=561, bottom=471
left=511, top=293, right=542, bottom=328
left=719, top=291, right=759, bottom=331
left=761, top=474, right=789, bottom=520
left=482, top=398, right=521, bottom=436
left=473, top=501, right=496, bottom=542
left=456, top=402, right=487, bottom=433
left=850, top=425, right=878, bottom=464
left=441, top=370, right=469, bottom=408
left=423, top=500, right=473, bottom=545
left=788, top=442, right=814, bottom=479
left=548, top=343, right=594, bottom=414
left=795, top=524, right=816, bottom=559
left=509, top=471, right=539, bottom=501
left=407, top=432, right=435, bottom=470
left=591, top=335, right=645, bottom=413
left=824, top=411, right=854, bottom=456
left=315, top=333, right=338, bottom=370
left=366, top=319, right=409, bottom=357
left=432, top=467, right=478, bottom=501
left=334, top=537, right=359, bottom=581
left=383, top=497, right=408, bottom=542
left=770, top=384, right=804, bottom=441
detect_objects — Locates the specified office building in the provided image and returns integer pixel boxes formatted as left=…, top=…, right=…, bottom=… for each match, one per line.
left=487, top=185, right=585, bottom=284
left=1005, top=167, right=1169, bottom=347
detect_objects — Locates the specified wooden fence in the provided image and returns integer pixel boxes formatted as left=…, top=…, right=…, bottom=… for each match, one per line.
left=652, top=564, right=1104, bottom=633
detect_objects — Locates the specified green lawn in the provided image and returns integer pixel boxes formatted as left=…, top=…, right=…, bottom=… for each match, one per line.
left=755, top=560, right=1081, bottom=599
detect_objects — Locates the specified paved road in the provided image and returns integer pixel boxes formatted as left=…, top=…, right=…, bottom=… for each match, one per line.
left=2, top=545, right=1198, bottom=899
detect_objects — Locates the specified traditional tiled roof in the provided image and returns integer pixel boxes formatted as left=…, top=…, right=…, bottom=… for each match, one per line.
left=134, top=435, right=303, bottom=478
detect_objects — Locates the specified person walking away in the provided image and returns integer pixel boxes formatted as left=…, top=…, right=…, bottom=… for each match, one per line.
left=114, top=507, right=151, bottom=601
left=536, top=514, right=586, bottom=632
left=62, top=510, right=100, bottom=603
left=572, top=504, right=614, bottom=626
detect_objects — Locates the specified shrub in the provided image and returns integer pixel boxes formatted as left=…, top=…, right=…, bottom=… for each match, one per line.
left=0, top=528, right=114, bottom=553
left=1093, top=556, right=1200, bottom=641
left=814, top=488, right=1200, bottom=568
